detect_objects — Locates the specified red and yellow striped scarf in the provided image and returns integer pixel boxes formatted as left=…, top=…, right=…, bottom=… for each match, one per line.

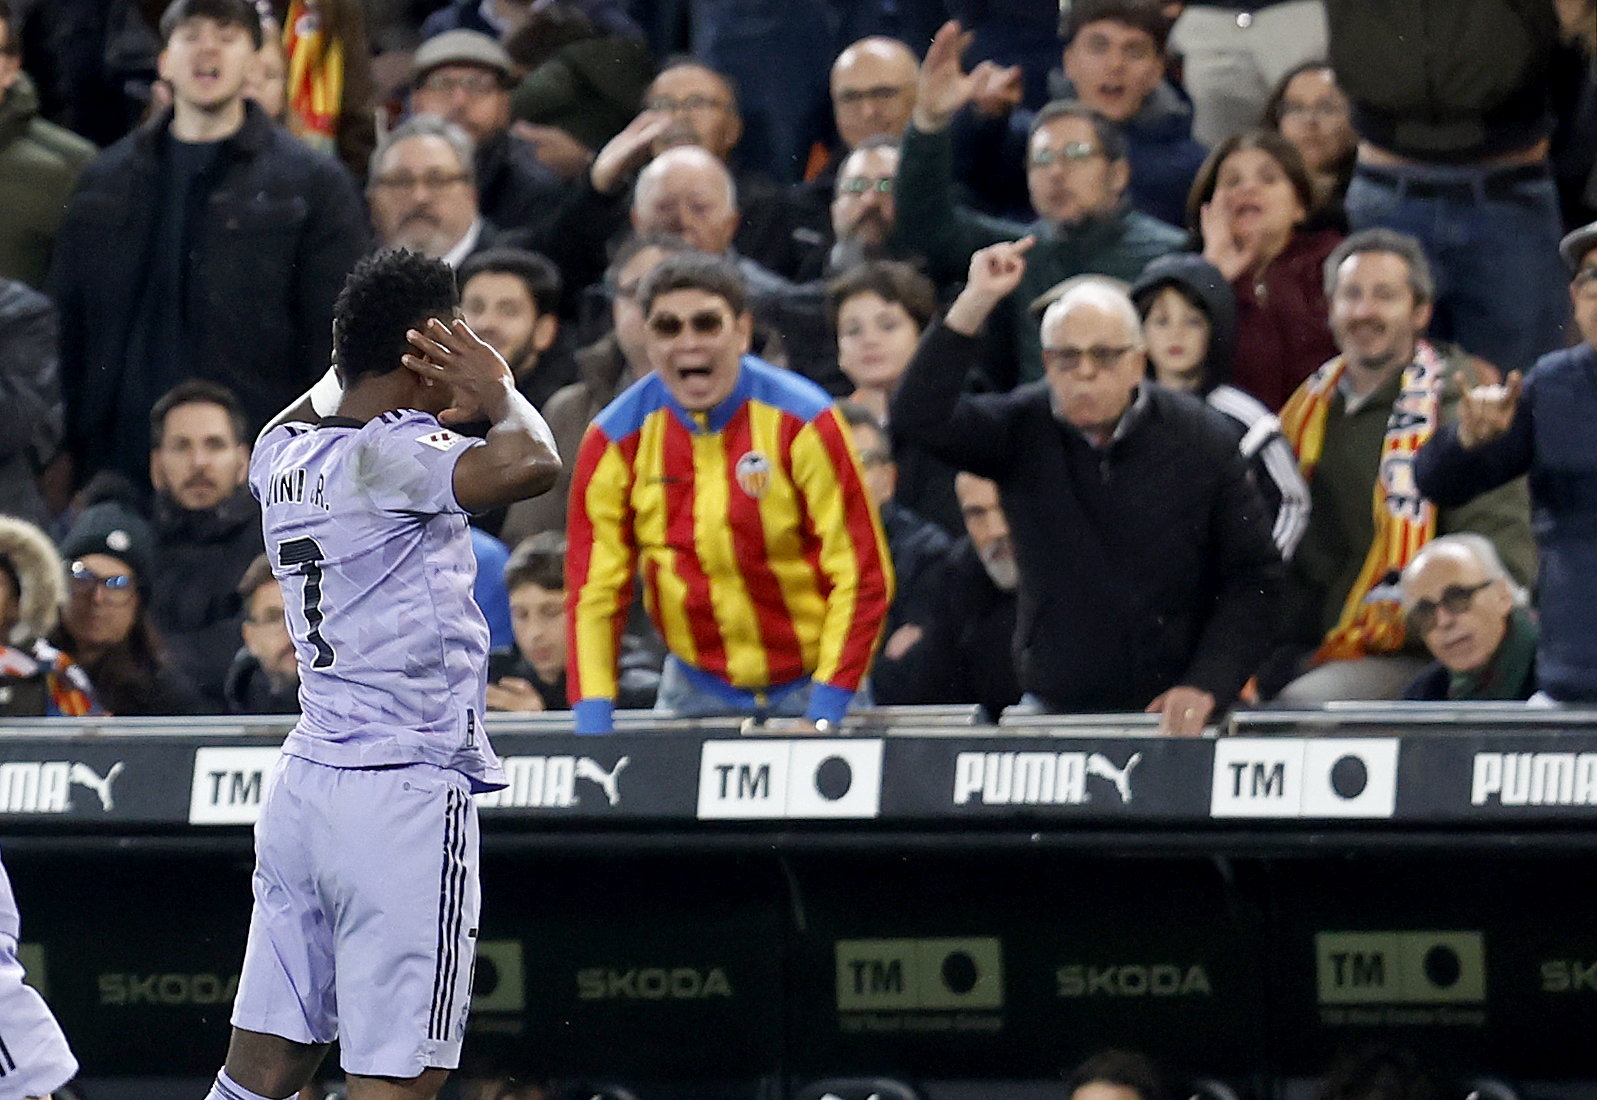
left=1279, top=341, right=1448, bottom=663
left=283, top=0, right=343, bottom=153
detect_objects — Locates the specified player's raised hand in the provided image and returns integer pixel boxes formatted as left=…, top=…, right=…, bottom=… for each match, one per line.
left=1458, top=370, right=1523, bottom=449
left=403, top=316, right=515, bottom=425
left=912, top=21, right=978, bottom=132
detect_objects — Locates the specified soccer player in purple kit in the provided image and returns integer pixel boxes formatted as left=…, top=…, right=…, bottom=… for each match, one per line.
left=205, top=250, right=559, bottom=1100
left=0, top=851, right=77, bottom=1098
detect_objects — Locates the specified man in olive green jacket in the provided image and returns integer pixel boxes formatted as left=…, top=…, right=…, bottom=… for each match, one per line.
left=0, top=4, right=95, bottom=289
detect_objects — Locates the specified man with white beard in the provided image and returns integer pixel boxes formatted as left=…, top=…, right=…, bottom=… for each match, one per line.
left=879, top=471, right=1021, bottom=720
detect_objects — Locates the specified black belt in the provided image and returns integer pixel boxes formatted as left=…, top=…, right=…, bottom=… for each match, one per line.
left=1355, top=162, right=1549, bottom=202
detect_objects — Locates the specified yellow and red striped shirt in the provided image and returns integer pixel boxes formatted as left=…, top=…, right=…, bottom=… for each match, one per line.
left=566, top=358, right=893, bottom=730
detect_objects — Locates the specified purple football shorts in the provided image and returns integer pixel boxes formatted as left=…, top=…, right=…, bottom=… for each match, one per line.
left=231, top=754, right=481, bottom=1077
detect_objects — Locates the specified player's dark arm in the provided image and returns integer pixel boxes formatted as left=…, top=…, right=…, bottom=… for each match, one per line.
left=404, top=317, right=562, bottom=511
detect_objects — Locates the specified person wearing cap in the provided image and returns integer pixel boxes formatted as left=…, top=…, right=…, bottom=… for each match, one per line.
left=408, top=28, right=562, bottom=237
left=1414, top=220, right=1597, bottom=704
left=48, top=500, right=202, bottom=715
left=47, top=0, right=368, bottom=492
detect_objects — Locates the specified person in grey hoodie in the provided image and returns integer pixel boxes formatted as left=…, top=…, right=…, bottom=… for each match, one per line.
left=1131, top=251, right=1311, bottom=558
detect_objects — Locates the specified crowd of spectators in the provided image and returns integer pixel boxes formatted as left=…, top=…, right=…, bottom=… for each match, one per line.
left=1, top=0, right=1596, bottom=726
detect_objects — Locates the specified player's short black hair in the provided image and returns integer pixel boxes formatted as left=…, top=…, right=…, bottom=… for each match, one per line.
left=458, top=247, right=563, bottom=318
left=159, top=0, right=266, bottom=49
left=149, top=379, right=249, bottom=448
left=637, top=252, right=748, bottom=317
left=332, top=249, right=459, bottom=385
left=505, top=532, right=566, bottom=593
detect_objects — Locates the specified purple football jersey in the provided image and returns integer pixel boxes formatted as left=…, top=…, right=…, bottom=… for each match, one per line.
left=250, top=412, right=505, bottom=791
left=0, top=849, right=17, bottom=943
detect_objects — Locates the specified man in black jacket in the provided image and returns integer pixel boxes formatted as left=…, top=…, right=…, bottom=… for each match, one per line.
left=47, top=0, right=368, bottom=489
left=147, top=379, right=262, bottom=713
left=891, top=238, right=1283, bottom=734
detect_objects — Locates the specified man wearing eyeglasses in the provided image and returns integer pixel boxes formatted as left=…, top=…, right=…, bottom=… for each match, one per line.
left=1413, top=220, right=1597, bottom=705
left=408, top=30, right=561, bottom=236
left=367, top=114, right=487, bottom=266
left=892, top=21, right=1185, bottom=391
left=787, top=37, right=919, bottom=254
left=892, top=239, right=1282, bottom=735
left=1397, top=535, right=1537, bottom=702
left=567, top=252, right=893, bottom=733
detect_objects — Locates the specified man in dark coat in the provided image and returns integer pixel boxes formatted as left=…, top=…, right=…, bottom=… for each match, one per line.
left=47, top=0, right=367, bottom=488
left=146, top=379, right=262, bottom=712
left=892, top=238, right=1283, bottom=733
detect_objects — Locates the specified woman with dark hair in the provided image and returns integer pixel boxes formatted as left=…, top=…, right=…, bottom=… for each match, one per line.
left=1189, top=129, right=1343, bottom=411
left=1262, top=60, right=1356, bottom=230
left=48, top=502, right=203, bottom=716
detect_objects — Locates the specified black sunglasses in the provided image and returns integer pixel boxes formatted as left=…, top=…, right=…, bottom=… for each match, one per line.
left=1407, top=579, right=1494, bottom=634
left=648, top=310, right=726, bottom=338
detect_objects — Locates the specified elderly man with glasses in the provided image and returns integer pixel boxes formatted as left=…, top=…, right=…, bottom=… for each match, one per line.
left=1415, top=220, right=1597, bottom=705
left=566, top=252, right=892, bottom=733
left=892, top=239, right=1283, bottom=735
left=1398, top=534, right=1538, bottom=702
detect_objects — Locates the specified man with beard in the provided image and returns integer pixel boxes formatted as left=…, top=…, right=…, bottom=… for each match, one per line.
left=146, top=379, right=263, bottom=712
left=458, top=247, right=574, bottom=411
left=790, top=137, right=908, bottom=283
left=1269, top=228, right=1535, bottom=703
left=873, top=471, right=1021, bottom=719
left=367, top=114, right=489, bottom=266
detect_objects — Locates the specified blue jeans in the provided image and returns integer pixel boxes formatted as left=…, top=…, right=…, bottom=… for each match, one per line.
left=653, top=657, right=873, bottom=722
left=1346, top=163, right=1572, bottom=378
